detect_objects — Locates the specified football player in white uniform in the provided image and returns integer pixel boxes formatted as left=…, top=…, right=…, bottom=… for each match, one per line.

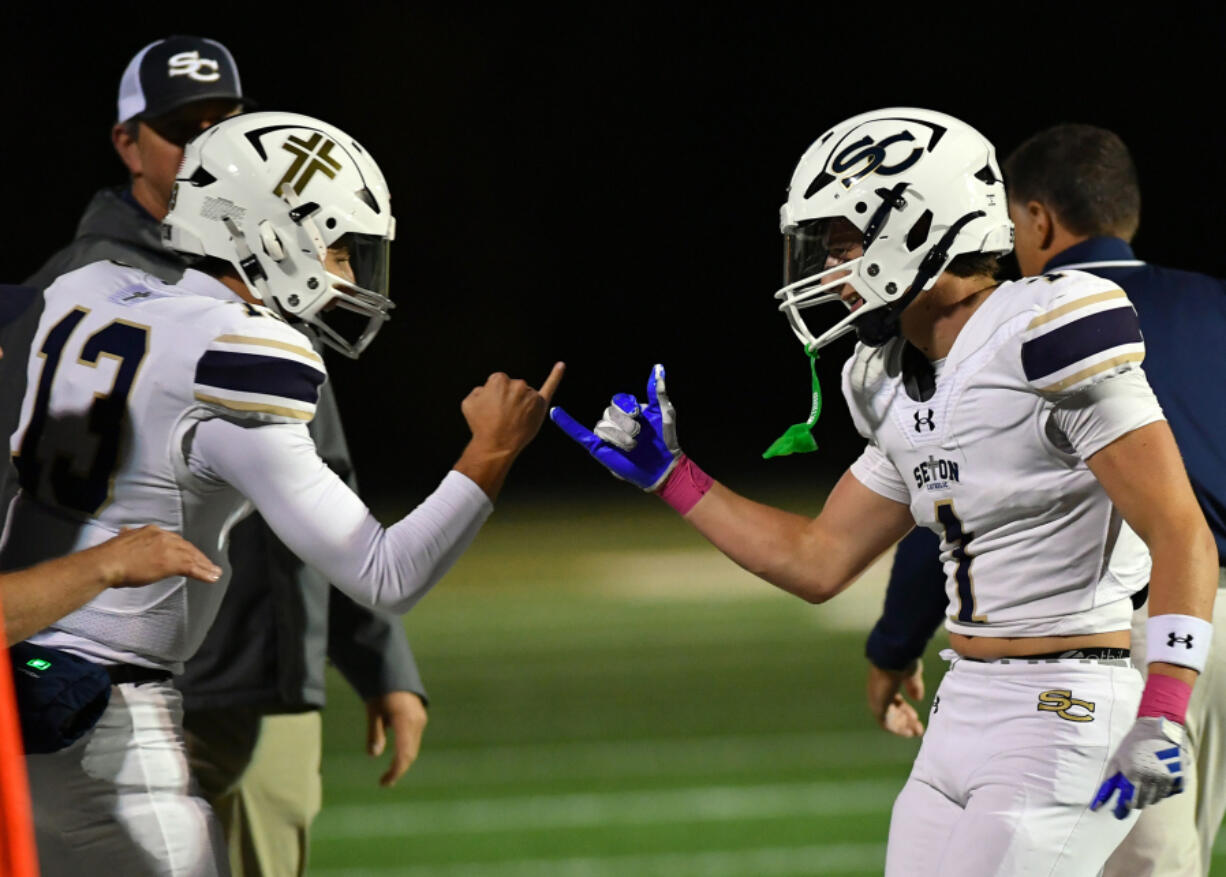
left=551, top=108, right=1216, bottom=875
left=4, top=111, right=562, bottom=876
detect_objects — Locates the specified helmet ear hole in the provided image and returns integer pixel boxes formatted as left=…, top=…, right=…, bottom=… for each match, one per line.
left=906, top=210, right=933, bottom=252
left=259, top=221, right=286, bottom=261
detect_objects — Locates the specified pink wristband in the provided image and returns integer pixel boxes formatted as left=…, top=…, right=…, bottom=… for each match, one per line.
left=1138, top=673, right=1193, bottom=724
left=656, top=455, right=713, bottom=515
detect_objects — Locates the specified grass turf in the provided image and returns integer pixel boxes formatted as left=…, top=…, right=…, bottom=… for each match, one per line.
left=310, top=492, right=1226, bottom=875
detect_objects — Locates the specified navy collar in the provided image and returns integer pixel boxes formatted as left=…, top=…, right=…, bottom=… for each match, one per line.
left=1044, top=237, right=1141, bottom=272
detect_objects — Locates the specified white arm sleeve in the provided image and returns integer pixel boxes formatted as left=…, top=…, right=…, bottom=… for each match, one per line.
left=849, top=441, right=911, bottom=504
left=1050, top=368, right=1166, bottom=460
left=187, top=417, right=493, bottom=614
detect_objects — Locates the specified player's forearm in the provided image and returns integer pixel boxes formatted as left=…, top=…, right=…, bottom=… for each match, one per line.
left=195, top=418, right=493, bottom=615
left=1144, top=517, right=1217, bottom=686
left=685, top=483, right=843, bottom=602
left=1144, top=519, right=1218, bottom=621
left=866, top=529, right=946, bottom=671
left=294, top=471, right=491, bottom=615
left=1, top=550, right=115, bottom=645
left=452, top=440, right=518, bottom=503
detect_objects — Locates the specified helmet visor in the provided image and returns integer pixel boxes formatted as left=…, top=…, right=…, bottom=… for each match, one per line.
left=782, top=219, right=831, bottom=288
left=344, top=231, right=391, bottom=299
left=301, top=231, right=394, bottom=358
left=782, top=217, right=866, bottom=288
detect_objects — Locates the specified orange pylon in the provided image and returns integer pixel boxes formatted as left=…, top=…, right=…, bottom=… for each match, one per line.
left=0, top=599, right=38, bottom=877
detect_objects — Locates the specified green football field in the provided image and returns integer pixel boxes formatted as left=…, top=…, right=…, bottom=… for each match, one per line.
left=309, top=491, right=1226, bottom=876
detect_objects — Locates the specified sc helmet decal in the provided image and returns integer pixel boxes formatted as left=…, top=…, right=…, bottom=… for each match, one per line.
left=804, top=116, right=948, bottom=198
left=830, top=132, right=922, bottom=189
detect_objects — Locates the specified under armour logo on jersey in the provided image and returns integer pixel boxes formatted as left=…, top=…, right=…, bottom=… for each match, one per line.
left=277, top=133, right=342, bottom=196
left=167, top=51, right=221, bottom=83
left=914, top=409, right=935, bottom=432
left=1169, top=633, right=1195, bottom=649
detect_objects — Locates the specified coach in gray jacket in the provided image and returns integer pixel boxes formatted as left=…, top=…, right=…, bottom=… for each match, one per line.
left=7, top=35, right=429, bottom=877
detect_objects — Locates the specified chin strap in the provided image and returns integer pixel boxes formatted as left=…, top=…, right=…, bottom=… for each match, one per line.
left=222, top=217, right=274, bottom=304
left=856, top=209, right=989, bottom=348
left=763, top=349, right=822, bottom=458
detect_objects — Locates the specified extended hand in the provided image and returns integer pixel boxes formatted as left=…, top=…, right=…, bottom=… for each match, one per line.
left=1091, top=716, right=1189, bottom=819
left=95, top=525, right=222, bottom=587
left=366, top=691, right=428, bottom=788
left=456, top=362, right=565, bottom=500
left=462, top=362, right=566, bottom=458
left=867, top=659, right=925, bottom=738
left=550, top=363, right=681, bottom=490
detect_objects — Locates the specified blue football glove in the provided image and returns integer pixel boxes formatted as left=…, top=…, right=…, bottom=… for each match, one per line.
left=1090, top=716, right=1189, bottom=819
left=550, top=363, right=681, bottom=491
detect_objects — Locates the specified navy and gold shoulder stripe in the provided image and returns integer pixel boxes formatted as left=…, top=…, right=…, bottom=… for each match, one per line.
left=1021, top=288, right=1144, bottom=395
left=193, top=332, right=327, bottom=423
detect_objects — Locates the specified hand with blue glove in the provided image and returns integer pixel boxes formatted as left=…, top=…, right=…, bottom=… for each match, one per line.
left=550, top=364, right=682, bottom=491
left=1090, top=716, right=1189, bottom=819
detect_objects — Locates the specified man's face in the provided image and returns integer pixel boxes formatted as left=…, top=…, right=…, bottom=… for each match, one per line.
left=324, top=239, right=355, bottom=286
left=1008, top=199, right=1046, bottom=278
left=822, top=217, right=866, bottom=310
left=117, top=99, right=241, bottom=221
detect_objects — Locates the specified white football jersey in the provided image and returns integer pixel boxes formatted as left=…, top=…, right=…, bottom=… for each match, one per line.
left=843, top=270, right=1163, bottom=638
left=2, top=262, right=326, bottom=665
left=4, top=262, right=493, bottom=672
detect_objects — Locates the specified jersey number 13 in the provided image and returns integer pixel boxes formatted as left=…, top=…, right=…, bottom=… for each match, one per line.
left=14, top=307, right=150, bottom=515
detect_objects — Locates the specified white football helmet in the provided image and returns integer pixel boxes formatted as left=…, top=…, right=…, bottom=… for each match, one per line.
left=163, top=111, right=395, bottom=358
left=776, top=107, right=1013, bottom=351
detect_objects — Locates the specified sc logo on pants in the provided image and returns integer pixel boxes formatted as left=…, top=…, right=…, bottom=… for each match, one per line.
left=1037, top=689, right=1096, bottom=722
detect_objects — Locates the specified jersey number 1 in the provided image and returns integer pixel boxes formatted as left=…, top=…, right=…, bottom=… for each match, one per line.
left=15, top=307, right=150, bottom=515
left=935, top=499, right=984, bottom=623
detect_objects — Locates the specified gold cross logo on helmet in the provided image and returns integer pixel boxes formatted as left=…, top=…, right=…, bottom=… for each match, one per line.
left=276, top=133, right=342, bottom=196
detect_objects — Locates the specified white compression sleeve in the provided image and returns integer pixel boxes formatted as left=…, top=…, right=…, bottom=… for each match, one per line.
left=187, top=417, right=493, bottom=614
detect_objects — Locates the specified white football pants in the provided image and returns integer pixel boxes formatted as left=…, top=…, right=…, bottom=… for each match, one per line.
left=26, top=679, right=228, bottom=877
left=886, top=653, right=1141, bottom=877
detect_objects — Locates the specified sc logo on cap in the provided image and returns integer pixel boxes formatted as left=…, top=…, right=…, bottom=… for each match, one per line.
left=168, top=51, right=221, bottom=83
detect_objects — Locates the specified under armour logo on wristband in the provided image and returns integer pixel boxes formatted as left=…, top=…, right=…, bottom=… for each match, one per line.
left=1169, top=633, right=1194, bottom=649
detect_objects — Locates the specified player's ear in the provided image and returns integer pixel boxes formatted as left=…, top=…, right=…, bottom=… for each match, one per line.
left=112, top=121, right=142, bottom=177
left=1025, top=200, right=1055, bottom=252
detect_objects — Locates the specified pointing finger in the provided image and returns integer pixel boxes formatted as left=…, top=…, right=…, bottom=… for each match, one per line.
left=538, top=362, right=566, bottom=404
left=550, top=406, right=601, bottom=452
left=647, top=363, right=672, bottom=412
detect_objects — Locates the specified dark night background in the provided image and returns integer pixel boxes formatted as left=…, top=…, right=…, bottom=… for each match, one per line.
left=7, top=7, right=1226, bottom=512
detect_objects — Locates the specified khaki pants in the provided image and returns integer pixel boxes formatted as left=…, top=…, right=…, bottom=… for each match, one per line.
left=183, top=708, right=322, bottom=877
left=1105, top=570, right=1226, bottom=877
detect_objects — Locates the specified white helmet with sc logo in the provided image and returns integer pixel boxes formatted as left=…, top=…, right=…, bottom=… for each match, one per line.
left=164, top=111, right=396, bottom=358
left=776, top=107, right=1013, bottom=352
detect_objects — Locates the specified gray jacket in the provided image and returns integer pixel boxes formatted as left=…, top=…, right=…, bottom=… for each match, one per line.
left=12, top=186, right=425, bottom=710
